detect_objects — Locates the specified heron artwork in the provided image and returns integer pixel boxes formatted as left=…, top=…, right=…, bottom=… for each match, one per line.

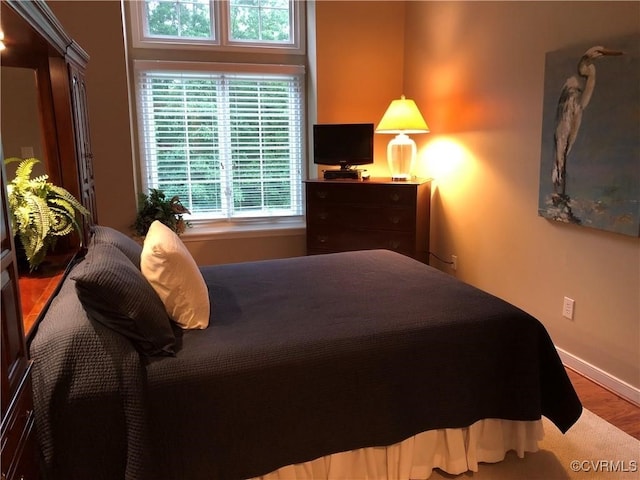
left=538, top=34, right=640, bottom=236
left=553, top=46, right=623, bottom=197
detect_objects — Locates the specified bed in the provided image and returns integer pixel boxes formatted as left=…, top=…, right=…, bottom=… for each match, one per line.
left=29, top=226, right=582, bottom=480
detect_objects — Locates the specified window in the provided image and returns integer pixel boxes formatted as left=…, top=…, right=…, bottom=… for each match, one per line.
left=228, top=0, right=292, bottom=43
left=136, top=61, right=304, bottom=221
left=144, top=0, right=215, bottom=41
left=129, top=0, right=306, bottom=228
left=132, top=0, right=303, bottom=53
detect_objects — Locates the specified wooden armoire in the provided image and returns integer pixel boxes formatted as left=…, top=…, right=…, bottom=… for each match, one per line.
left=1, top=1, right=97, bottom=478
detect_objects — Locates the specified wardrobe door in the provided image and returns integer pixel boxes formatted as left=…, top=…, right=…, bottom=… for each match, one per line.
left=68, top=56, right=98, bottom=243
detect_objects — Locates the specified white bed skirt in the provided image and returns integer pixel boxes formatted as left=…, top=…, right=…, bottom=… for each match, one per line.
left=251, top=418, right=544, bottom=480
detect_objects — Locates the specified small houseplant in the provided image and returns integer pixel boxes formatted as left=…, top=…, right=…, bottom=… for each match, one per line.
left=4, top=157, right=90, bottom=271
left=133, top=188, right=191, bottom=237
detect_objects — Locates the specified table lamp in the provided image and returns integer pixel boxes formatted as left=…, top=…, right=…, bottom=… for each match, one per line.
left=376, top=95, right=429, bottom=181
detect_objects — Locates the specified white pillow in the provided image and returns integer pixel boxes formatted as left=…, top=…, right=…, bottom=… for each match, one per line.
left=141, top=221, right=210, bottom=329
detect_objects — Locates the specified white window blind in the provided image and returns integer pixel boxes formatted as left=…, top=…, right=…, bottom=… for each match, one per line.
left=136, top=62, right=304, bottom=221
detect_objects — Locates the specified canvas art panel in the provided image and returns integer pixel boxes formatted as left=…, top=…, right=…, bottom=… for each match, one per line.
left=538, top=33, right=640, bottom=237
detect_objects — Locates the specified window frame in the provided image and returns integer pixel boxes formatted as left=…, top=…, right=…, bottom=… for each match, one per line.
left=129, top=0, right=305, bottom=54
left=127, top=0, right=308, bottom=235
left=134, top=60, right=306, bottom=228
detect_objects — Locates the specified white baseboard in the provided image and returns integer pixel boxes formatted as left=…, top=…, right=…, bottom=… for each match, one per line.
left=556, top=347, right=640, bottom=407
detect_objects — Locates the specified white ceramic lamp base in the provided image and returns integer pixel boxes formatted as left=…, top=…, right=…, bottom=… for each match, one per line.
left=387, top=133, right=416, bottom=181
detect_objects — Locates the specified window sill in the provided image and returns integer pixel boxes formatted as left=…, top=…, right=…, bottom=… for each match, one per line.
left=180, top=218, right=306, bottom=242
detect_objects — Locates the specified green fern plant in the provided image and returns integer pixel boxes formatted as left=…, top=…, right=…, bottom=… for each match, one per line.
left=133, top=188, right=191, bottom=237
left=4, top=157, right=89, bottom=271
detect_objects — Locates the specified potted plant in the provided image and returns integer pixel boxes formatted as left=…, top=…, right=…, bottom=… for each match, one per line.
left=4, top=157, right=90, bottom=271
left=133, top=188, right=191, bottom=237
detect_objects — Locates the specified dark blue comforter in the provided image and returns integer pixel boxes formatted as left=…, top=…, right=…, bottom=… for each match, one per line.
left=30, top=249, right=582, bottom=480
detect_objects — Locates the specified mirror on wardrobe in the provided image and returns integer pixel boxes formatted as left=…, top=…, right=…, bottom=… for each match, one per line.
left=1, top=66, right=47, bottom=178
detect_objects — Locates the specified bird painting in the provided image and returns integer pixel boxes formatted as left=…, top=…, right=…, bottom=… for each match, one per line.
left=552, top=46, right=623, bottom=196
left=538, top=33, right=639, bottom=237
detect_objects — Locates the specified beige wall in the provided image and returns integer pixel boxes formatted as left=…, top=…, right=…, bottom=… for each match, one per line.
left=47, top=1, right=638, bottom=390
left=403, top=1, right=639, bottom=390
left=51, top=0, right=407, bottom=264
left=48, top=1, right=136, bottom=233
left=314, top=0, right=406, bottom=177
left=49, top=0, right=306, bottom=263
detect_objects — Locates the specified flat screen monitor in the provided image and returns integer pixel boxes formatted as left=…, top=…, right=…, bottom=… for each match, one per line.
left=313, top=123, right=374, bottom=170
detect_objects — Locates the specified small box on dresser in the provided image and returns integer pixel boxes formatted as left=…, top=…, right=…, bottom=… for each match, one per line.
left=305, top=178, right=431, bottom=263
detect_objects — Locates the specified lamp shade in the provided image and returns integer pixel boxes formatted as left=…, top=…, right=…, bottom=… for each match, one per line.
left=375, top=95, right=429, bottom=134
left=376, top=95, right=429, bottom=181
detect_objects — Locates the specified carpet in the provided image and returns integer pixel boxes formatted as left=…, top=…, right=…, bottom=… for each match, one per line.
left=430, top=408, right=640, bottom=480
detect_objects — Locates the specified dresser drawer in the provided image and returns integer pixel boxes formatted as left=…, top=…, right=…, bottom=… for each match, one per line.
left=1, top=363, right=38, bottom=480
left=3, top=423, right=39, bottom=480
left=307, top=204, right=417, bottom=232
left=307, top=228, right=416, bottom=255
left=307, top=182, right=417, bottom=207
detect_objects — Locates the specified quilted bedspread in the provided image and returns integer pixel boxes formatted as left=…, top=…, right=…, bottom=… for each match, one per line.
left=30, top=249, right=582, bottom=480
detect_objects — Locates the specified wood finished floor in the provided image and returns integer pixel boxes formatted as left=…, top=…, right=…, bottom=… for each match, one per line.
left=565, top=367, right=640, bottom=440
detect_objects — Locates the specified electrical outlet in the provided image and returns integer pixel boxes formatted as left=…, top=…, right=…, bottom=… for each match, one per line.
left=451, top=255, right=458, bottom=271
left=562, top=297, right=575, bottom=320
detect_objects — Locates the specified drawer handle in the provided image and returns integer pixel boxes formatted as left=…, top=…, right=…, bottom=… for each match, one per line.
left=317, top=235, right=328, bottom=244
left=389, top=193, right=400, bottom=202
left=388, top=240, right=401, bottom=250
left=389, top=216, right=400, bottom=224
left=316, top=191, right=328, bottom=199
left=318, top=212, right=328, bottom=220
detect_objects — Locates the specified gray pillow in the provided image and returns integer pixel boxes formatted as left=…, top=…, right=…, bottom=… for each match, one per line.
left=91, top=225, right=142, bottom=269
left=71, top=242, right=176, bottom=356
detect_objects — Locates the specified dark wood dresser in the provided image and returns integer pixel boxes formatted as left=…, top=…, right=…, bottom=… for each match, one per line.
left=305, top=178, right=431, bottom=263
left=1, top=1, right=97, bottom=478
left=1, top=169, right=40, bottom=480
